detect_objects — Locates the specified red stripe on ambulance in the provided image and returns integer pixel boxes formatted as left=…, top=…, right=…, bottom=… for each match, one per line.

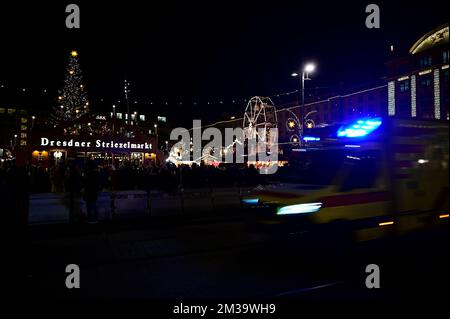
left=321, top=191, right=390, bottom=208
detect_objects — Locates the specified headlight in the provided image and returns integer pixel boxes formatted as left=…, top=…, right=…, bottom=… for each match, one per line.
left=276, top=202, right=322, bottom=215
left=242, top=198, right=259, bottom=205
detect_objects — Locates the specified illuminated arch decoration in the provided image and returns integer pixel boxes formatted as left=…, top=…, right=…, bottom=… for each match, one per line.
left=290, top=134, right=300, bottom=145
left=305, top=119, right=315, bottom=129
left=286, top=118, right=297, bottom=131
left=409, top=24, right=449, bottom=55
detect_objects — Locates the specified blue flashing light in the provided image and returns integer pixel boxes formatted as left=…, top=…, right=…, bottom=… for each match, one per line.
left=242, top=198, right=259, bottom=205
left=337, top=117, right=382, bottom=138
left=303, top=136, right=321, bottom=142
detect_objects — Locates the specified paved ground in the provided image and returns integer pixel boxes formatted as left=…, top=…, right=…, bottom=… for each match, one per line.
left=2, top=214, right=448, bottom=300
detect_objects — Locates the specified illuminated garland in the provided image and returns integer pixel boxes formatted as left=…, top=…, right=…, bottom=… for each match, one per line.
left=51, top=50, right=89, bottom=126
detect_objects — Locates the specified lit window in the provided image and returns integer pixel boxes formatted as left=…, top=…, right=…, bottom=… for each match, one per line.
left=420, top=78, right=432, bottom=87
left=420, top=56, right=432, bottom=68
left=443, top=51, right=449, bottom=64
left=0, top=108, right=5, bottom=113
left=116, top=113, right=122, bottom=119
left=21, top=117, right=28, bottom=123
left=399, top=80, right=410, bottom=92
left=20, top=140, right=27, bottom=146
left=140, top=115, right=145, bottom=121
left=8, top=108, right=16, bottom=114
left=21, top=125, right=27, bottom=131
left=20, top=133, right=27, bottom=139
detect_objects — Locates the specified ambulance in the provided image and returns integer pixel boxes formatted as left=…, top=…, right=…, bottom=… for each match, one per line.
left=243, top=117, right=449, bottom=242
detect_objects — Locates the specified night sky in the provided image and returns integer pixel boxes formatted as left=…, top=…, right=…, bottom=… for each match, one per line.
left=0, top=0, right=448, bottom=124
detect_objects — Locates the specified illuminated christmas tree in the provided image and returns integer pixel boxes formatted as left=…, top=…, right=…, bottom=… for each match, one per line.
left=52, top=50, right=89, bottom=126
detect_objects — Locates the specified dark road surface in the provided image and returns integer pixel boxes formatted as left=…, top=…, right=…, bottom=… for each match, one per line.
left=2, top=214, right=448, bottom=300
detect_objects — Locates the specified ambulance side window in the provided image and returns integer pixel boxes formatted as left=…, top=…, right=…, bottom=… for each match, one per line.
left=340, top=151, right=379, bottom=192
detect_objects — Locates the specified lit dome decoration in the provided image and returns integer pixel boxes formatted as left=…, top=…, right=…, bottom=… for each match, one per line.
left=409, top=23, right=449, bottom=55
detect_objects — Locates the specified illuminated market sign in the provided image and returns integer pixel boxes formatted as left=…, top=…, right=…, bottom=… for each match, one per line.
left=40, top=137, right=153, bottom=150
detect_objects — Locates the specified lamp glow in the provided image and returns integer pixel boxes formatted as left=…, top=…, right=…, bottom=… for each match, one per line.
left=304, top=63, right=316, bottom=73
left=53, top=151, right=63, bottom=159
left=378, top=221, right=394, bottom=227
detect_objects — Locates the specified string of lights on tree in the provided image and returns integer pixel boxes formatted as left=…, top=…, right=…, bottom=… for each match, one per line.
left=47, top=50, right=111, bottom=136
left=50, top=50, right=89, bottom=125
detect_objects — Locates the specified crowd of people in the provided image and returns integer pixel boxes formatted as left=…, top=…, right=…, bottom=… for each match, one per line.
left=21, top=160, right=271, bottom=194
left=0, top=158, right=291, bottom=226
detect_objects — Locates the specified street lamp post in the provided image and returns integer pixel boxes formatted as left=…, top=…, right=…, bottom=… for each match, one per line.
left=292, top=63, right=316, bottom=145
left=112, top=105, right=116, bottom=134
left=154, top=124, right=158, bottom=149
left=124, top=80, right=130, bottom=124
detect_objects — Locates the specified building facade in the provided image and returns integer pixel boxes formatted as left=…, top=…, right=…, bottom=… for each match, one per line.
left=276, top=85, right=388, bottom=146
left=0, top=106, right=32, bottom=162
left=386, top=23, right=449, bottom=120
left=277, top=24, right=449, bottom=148
left=22, top=110, right=160, bottom=168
